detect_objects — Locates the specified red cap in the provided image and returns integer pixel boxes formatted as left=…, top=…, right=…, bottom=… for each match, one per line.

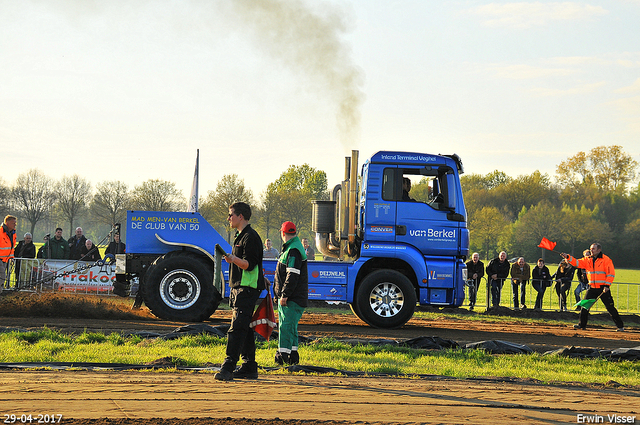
left=281, top=221, right=296, bottom=234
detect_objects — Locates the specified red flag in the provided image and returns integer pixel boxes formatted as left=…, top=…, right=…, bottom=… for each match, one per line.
left=538, top=237, right=557, bottom=251
left=250, top=295, right=276, bottom=341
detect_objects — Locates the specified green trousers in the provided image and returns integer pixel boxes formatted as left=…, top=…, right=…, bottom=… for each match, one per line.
left=277, top=300, right=305, bottom=353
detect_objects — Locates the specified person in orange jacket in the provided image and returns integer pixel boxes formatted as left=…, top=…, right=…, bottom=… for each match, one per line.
left=561, top=243, right=624, bottom=331
left=0, top=215, right=17, bottom=291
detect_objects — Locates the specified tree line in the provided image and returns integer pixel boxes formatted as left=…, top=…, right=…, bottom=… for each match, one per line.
left=464, top=145, right=639, bottom=267
left=0, top=165, right=328, bottom=251
left=2, top=145, right=638, bottom=266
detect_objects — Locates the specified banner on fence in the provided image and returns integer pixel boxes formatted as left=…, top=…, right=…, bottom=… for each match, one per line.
left=38, top=260, right=116, bottom=292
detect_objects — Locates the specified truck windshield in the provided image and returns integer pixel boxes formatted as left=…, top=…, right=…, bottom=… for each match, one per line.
left=382, top=167, right=453, bottom=210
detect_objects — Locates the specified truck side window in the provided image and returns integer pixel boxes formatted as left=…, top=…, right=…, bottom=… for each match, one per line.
left=382, top=169, right=396, bottom=201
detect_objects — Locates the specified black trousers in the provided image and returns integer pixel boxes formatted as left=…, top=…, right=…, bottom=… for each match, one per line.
left=222, top=286, right=261, bottom=372
left=468, top=279, right=480, bottom=306
left=490, top=279, right=504, bottom=307
left=578, top=286, right=624, bottom=329
left=555, top=280, right=571, bottom=309
left=511, top=280, right=527, bottom=308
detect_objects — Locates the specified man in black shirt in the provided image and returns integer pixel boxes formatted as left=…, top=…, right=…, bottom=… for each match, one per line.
left=465, top=252, right=484, bottom=310
left=106, top=233, right=126, bottom=255
left=68, top=227, right=87, bottom=260
left=215, top=202, right=264, bottom=381
left=486, top=251, right=510, bottom=308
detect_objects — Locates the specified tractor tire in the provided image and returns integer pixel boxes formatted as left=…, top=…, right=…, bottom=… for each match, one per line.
left=142, top=251, right=221, bottom=322
left=354, top=269, right=416, bottom=328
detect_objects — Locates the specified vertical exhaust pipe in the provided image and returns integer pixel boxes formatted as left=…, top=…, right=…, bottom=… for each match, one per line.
left=347, top=150, right=358, bottom=256
left=312, top=150, right=359, bottom=259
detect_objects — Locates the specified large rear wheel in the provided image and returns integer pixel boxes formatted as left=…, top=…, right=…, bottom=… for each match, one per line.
left=354, top=270, right=416, bottom=328
left=142, top=252, right=221, bottom=322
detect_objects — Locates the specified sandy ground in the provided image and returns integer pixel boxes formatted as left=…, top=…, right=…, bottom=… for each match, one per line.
left=1, top=370, right=638, bottom=424
left=1, top=300, right=639, bottom=424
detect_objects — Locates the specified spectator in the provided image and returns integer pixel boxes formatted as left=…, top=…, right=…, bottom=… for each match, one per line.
left=552, top=259, right=576, bottom=312
left=215, top=202, right=264, bottom=381
left=274, top=221, right=308, bottom=365
left=263, top=238, right=279, bottom=259
left=68, top=227, right=87, bottom=260
left=302, top=238, right=315, bottom=261
left=562, top=243, right=624, bottom=331
left=574, top=249, right=591, bottom=309
left=106, top=233, right=126, bottom=255
left=531, top=258, right=552, bottom=310
left=0, top=215, right=17, bottom=291
left=510, top=257, right=530, bottom=310
left=14, top=232, right=36, bottom=284
left=80, top=239, right=101, bottom=262
left=15, top=233, right=36, bottom=259
left=41, top=228, right=69, bottom=260
left=486, top=251, right=510, bottom=307
left=465, top=252, right=484, bottom=311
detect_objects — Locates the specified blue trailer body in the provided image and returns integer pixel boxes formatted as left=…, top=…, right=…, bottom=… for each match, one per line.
left=127, top=211, right=232, bottom=257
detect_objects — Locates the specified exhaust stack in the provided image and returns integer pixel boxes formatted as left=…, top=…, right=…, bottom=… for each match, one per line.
left=312, top=150, right=359, bottom=260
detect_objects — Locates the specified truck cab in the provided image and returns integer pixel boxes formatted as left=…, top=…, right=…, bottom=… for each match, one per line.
left=313, top=150, right=469, bottom=328
left=362, top=151, right=469, bottom=303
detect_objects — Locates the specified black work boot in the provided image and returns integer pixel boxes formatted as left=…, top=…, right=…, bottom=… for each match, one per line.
left=274, top=351, right=290, bottom=366
left=289, top=351, right=299, bottom=365
left=234, top=361, right=258, bottom=379
left=214, top=365, right=234, bottom=381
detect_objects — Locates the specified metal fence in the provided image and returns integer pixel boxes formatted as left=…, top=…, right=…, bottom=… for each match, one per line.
left=468, top=277, right=640, bottom=313
left=3, top=257, right=639, bottom=313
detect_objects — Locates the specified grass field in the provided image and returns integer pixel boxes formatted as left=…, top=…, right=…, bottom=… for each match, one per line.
left=0, top=328, right=638, bottom=386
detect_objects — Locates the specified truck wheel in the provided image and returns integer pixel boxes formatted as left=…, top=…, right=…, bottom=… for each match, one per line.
left=355, top=270, right=416, bottom=328
left=142, top=252, right=221, bottom=322
left=349, top=302, right=364, bottom=322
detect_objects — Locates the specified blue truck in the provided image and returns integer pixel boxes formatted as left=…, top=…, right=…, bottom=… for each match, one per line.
left=115, top=150, right=469, bottom=328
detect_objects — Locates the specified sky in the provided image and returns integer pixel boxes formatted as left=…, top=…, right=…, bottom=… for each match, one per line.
left=2, top=0, right=640, bottom=203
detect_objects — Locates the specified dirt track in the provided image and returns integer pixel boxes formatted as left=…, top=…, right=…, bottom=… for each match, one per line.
left=1, top=304, right=639, bottom=424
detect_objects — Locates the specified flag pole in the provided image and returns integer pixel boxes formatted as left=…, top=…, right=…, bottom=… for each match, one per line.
left=187, top=149, right=199, bottom=212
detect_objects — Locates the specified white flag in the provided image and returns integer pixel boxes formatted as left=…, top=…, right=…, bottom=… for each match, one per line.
left=187, top=149, right=199, bottom=212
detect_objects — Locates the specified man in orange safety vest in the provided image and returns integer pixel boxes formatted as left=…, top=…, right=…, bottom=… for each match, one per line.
left=561, top=243, right=624, bottom=331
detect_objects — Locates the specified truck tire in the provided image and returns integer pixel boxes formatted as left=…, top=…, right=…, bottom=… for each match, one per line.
left=355, top=270, right=416, bottom=328
left=142, top=252, right=221, bottom=322
left=349, top=302, right=364, bottom=322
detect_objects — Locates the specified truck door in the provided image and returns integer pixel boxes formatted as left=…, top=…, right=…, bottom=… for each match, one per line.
left=394, top=166, right=462, bottom=257
left=362, top=165, right=398, bottom=242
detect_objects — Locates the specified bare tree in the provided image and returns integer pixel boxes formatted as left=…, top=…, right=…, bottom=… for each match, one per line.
left=131, top=179, right=184, bottom=212
left=12, top=169, right=54, bottom=236
left=0, top=178, right=11, bottom=215
left=90, top=180, right=131, bottom=228
left=56, top=175, right=92, bottom=237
